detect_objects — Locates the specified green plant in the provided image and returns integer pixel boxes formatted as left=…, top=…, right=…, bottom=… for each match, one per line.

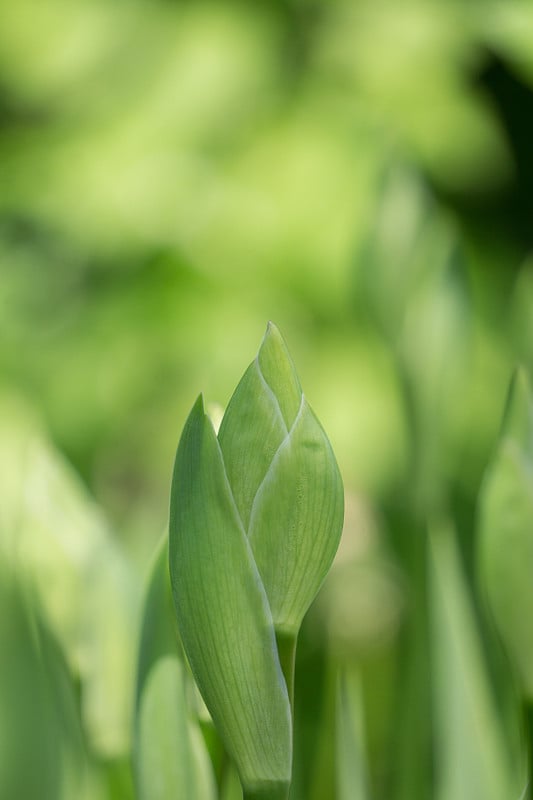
left=478, top=367, right=533, bottom=698
left=168, top=322, right=344, bottom=800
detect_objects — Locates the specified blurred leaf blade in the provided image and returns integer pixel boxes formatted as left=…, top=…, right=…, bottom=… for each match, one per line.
left=336, top=668, right=371, bottom=800
left=0, top=568, right=103, bottom=800
left=0, top=390, right=138, bottom=757
left=430, top=519, right=526, bottom=800
left=134, top=537, right=216, bottom=800
left=477, top=367, right=533, bottom=698
left=499, top=366, right=533, bottom=452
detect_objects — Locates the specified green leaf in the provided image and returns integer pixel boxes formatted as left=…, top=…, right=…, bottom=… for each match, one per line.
left=136, top=658, right=198, bottom=799
left=256, top=321, right=302, bottom=429
left=0, top=391, right=137, bottom=758
left=356, top=167, right=471, bottom=501
left=134, top=538, right=216, bottom=800
left=430, top=520, right=526, bottom=800
left=248, top=397, right=344, bottom=634
left=499, top=366, right=533, bottom=451
left=336, top=669, right=370, bottom=800
left=477, top=367, right=533, bottom=698
left=169, top=395, right=292, bottom=793
left=0, top=569, right=101, bottom=800
left=218, top=359, right=287, bottom=530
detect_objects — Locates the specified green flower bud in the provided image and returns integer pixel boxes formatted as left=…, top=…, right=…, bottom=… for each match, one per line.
left=219, top=322, right=345, bottom=635
left=169, top=323, right=344, bottom=797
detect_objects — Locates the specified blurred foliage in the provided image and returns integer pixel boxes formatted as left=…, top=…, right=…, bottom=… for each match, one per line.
left=134, top=538, right=216, bottom=800
left=431, top=520, right=525, bottom=800
left=1, top=0, right=533, bottom=797
left=0, top=392, right=138, bottom=758
left=477, top=369, right=533, bottom=699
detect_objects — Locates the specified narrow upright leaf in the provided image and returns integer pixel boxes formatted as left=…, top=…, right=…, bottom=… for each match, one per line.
left=0, top=393, right=137, bottom=758
left=431, top=521, right=526, bottom=800
left=336, top=669, right=370, bottom=800
left=134, top=538, right=216, bottom=800
left=478, top=367, right=533, bottom=698
left=500, top=367, right=533, bottom=449
left=169, top=396, right=292, bottom=793
left=0, top=569, right=99, bottom=800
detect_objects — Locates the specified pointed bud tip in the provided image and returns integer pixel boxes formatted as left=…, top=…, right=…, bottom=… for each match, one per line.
left=511, top=365, right=531, bottom=396
left=190, top=393, right=221, bottom=436
left=502, top=366, right=532, bottom=444
left=264, top=320, right=281, bottom=341
left=261, top=321, right=290, bottom=356
left=185, top=394, right=207, bottom=429
left=193, top=393, right=205, bottom=413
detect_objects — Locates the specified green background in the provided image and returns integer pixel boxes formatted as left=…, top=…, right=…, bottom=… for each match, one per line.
left=1, top=1, right=532, bottom=798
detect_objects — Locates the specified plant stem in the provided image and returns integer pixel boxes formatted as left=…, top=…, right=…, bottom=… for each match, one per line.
left=276, top=630, right=298, bottom=716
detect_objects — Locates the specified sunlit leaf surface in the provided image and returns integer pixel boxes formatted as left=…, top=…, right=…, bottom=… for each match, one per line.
left=169, top=395, right=292, bottom=792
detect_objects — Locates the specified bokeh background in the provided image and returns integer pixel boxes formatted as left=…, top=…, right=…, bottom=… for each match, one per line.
left=1, top=1, right=533, bottom=798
